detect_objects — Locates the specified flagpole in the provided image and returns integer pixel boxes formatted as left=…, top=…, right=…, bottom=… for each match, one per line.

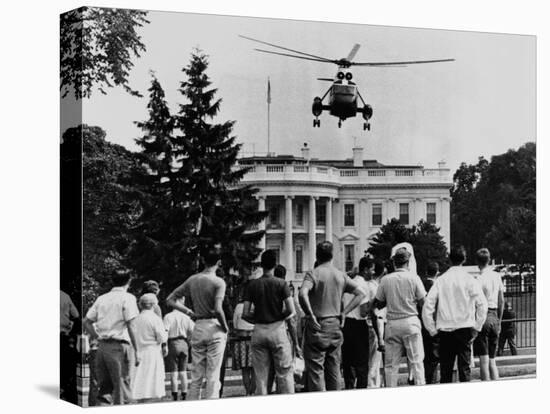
left=267, top=77, right=271, bottom=156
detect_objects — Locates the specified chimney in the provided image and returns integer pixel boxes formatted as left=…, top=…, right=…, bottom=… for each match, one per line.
left=301, top=142, right=311, bottom=161
left=352, top=145, right=364, bottom=167
left=438, top=159, right=447, bottom=169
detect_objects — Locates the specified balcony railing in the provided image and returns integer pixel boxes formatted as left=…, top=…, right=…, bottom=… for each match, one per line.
left=237, top=163, right=452, bottom=186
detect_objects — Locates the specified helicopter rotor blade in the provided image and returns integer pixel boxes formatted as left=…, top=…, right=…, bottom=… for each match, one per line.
left=254, top=48, right=337, bottom=64
left=240, top=35, right=335, bottom=62
left=351, top=58, right=455, bottom=66
left=346, top=44, right=361, bottom=61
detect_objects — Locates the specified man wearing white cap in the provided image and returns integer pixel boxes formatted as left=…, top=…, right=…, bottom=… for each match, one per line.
left=372, top=247, right=427, bottom=387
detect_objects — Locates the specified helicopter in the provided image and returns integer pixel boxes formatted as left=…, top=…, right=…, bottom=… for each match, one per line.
left=240, top=35, right=454, bottom=130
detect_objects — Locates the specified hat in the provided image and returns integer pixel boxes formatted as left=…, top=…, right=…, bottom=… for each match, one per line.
left=139, top=293, right=158, bottom=307
left=392, top=247, right=411, bottom=264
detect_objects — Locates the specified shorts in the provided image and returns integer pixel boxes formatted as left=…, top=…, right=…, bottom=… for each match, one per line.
left=473, top=309, right=500, bottom=358
left=164, top=338, right=189, bottom=372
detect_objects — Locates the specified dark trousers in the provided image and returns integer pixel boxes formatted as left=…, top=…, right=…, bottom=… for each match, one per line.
left=439, top=328, right=476, bottom=383
left=304, top=317, right=343, bottom=392
left=498, top=329, right=517, bottom=356
left=95, top=341, right=132, bottom=405
left=342, top=318, right=370, bottom=389
left=422, top=330, right=440, bottom=384
left=60, top=334, right=77, bottom=403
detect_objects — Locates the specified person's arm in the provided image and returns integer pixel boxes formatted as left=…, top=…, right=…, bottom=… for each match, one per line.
left=369, top=306, right=384, bottom=352
left=421, top=281, right=439, bottom=337
left=497, top=278, right=505, bottom=321
left=286, top=315, right=302, bottom=357
left=166, top=283, right=196, bottom=319
left=242, top=300, right=255, bottom=324
left=82, top=317, right=98, bottom=340
left=126, top=318, right=140, bottom=365
left=472, top=280, right=488, bottom=332
left=282, top=296, right=296, bottom=321
left=213, top=281, right=229, bottom=333
left=342, top=277, right=366, bottom=316
left=299, top=275, right=321, bottom=331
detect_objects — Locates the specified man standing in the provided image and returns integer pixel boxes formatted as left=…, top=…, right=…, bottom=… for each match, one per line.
left=422, top=246, right=488, bottom=383
left=243, top=250, right=297, bottom=395
left=163, top=298, right=195, bottom=400
left=421, top=261, right=440, bottom=384
left=83, top=270, right=140, bottom=405
left=366, top=259, right=386, bottom=388
left=60, top=290, right=80, bottom=402
left=299, top=241, right=366, bottom=392
left=473, top=248, right=504, bottom=380
left=372, top=248, right=427, bottom=387
left=166, top=248, right=229, bottom=400
left=498, top=302, right=517, bottom=356
left=342, top=256, right=377, bottom=389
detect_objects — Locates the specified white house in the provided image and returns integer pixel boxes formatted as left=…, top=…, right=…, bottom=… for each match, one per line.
left=238, top=143, right=452, bottom=281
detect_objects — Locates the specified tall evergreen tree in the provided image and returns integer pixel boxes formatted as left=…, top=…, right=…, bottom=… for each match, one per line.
left=130, top=50, right=267, bottom=291
left=172, top=50, right=267, bottom=280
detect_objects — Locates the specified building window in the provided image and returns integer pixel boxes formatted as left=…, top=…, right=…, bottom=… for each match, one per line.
left=268, top=246, right=280, bottom=264
left=426, top=202, right=436, bottom=224
left=295, top=245, right=303, bottom=274
left=344, top=204, right=355, bottom=227
left=399, top=203, right=409, bottom=225
left=372, top=203, right=382, bottom=226
left=316, top=203, right=326, bottom=226
left=344, top=244, right=355, bottom=272
left=295, top=204, right=304, bottom=227
left=268, top=205, right=280, bottom=227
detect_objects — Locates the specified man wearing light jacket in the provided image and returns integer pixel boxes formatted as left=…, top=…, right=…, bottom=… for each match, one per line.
left=422, top=246, right=488, bottom=383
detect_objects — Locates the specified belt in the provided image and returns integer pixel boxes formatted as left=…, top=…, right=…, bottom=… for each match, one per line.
left=317, top=315, right=340, bottom=321
left=99, top=338, right=130, bottom=345
left=488, top=308, right=498, bottom=311
left=195, top=316, right=216, bottom=321
left=168, top=336, right=187, bottom=341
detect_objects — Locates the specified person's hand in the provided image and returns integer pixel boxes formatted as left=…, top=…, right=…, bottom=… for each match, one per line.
left=135, top=353, right=141, bottom=367
left=340, top=312, right=346, bottom=328
left=162, top=345, right=168, bottom=358
left=309, top=315, right=321, bottom=331
left=294, top=345, right=303, bottom=358
left=377, top=339, right=385, bottom=353
left=470, top=328, right=479, bottom=340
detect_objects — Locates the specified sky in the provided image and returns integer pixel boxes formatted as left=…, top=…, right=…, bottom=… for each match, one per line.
left=66, top=10, right=536, bottom=172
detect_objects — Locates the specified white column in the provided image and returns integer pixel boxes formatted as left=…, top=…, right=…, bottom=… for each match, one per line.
left=440, top=197, right=451, bottom=249
left=325, top=197, right=333, bottom=243
left=257, top=196, right=266, bottom=251
left=387, top=198, right=396, bottom=220
left=309, top=196, right=317, bottom=269
left=358, top=199, right=367, bottom=256
left=285, top=196, right=294, bottom=277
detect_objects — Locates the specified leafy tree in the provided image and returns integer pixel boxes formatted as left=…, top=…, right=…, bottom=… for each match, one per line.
left=367, top=218, right=448, bottom=276
left=450, top=142, right=536, bottom=265
left=60, top=7, right=149, bottom=99
left=63, top=125, right=147, bottom=310
left=130, top=50, right=267, bottom=291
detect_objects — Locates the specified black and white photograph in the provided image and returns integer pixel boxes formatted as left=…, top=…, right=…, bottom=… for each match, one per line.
left=57, top=2, right=538, bottom=410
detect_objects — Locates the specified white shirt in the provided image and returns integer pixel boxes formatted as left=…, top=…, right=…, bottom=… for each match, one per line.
left=422, top=266, right=488, bottom=336
left=391, top=242, right=417, bottom=275
left=163, top=309, right=195, bottom=339
left=476, top=267, right=504, bottom=309
left=134, top=309, right=168, bottom=350
left=343, top=275, right=377, bottom=320
left=86, top=287, right=139, bottom=341
left=366, top=278, right=387, bottom=326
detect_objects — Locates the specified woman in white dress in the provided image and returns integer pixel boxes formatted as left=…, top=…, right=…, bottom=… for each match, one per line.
left=132, top=293, right=168, bottom=402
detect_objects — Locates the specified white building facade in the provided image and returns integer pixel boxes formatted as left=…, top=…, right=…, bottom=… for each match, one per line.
left=238, top=144, right=452, bottom=282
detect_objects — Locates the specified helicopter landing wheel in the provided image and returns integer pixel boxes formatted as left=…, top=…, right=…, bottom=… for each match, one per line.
left=313, top=119, right=320, bottom=127
left=364, top=122, right=370, bottom=131
left=338, top=120, right=342, bottom=128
